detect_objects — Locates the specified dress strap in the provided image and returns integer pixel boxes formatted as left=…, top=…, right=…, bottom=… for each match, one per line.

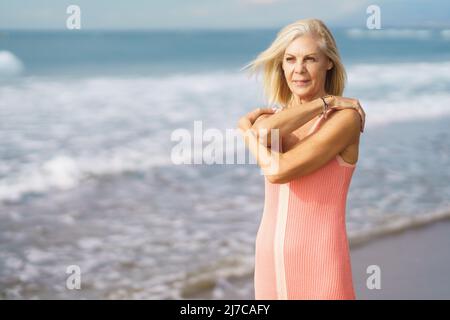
left=307, top=108, right=335, bottom=135
left=307, top=114, right=324, bottom=136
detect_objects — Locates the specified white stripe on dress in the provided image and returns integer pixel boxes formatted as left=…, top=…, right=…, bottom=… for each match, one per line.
left=274, top=182, right=289, bottom=299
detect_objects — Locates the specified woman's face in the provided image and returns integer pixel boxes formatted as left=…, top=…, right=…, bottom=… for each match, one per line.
left=282, top=34, right=333, bottom=102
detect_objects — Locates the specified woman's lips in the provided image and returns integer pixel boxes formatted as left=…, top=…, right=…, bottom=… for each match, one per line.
left=292, top=80, right=310, bottom=87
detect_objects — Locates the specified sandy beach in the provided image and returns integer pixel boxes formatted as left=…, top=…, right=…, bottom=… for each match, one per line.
left=187, top=217, right=450, bottom=300
left=351, top=218, right=450, bottom=299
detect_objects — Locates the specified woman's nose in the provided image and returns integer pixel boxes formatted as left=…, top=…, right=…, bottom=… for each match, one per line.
left=294, top=61, right=306, bottom=73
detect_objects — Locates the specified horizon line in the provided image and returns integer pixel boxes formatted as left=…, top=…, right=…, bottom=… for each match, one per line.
left=2, top=24, right=450, bottom=33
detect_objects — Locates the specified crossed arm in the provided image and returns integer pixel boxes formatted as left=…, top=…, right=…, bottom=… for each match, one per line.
left=251, top=97, right=326, bottom=145
left=238, top=108, right=361, bottom=184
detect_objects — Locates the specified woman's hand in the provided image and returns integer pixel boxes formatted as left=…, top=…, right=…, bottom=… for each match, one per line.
left=328, top=96, right=366, bottom=133
left=237, top=107, right=276, bottom=132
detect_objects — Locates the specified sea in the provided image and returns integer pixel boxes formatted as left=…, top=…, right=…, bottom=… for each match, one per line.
left=0, top=28, right=449, bottom=299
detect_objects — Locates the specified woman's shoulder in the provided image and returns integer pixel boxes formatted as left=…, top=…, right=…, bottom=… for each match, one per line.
left=327, top=108, right=361, bottom=131
left=320, top=108, right=361, bottom=145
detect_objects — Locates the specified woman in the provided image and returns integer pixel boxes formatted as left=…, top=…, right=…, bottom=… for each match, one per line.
left=237, top=19, right=366, bottom=300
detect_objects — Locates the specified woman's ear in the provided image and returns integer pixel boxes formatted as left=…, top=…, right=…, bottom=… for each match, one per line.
left=327, top=59, right=334, bottom=71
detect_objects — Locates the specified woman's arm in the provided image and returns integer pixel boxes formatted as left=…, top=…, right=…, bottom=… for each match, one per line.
left=251, top=96, right=329, bottom=143
left=237, top=117, right=282, bottom=178
left=237, top=108, right=361, bottom=183
left=268, top=109, right=361, bottom=183
left=251, top=95, right=366, bottom=144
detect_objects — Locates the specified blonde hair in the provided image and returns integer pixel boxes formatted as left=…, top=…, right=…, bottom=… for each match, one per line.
left=241, top=18, right=346, bottom=108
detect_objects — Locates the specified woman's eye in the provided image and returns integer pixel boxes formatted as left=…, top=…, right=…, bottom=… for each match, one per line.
left=286, top=57, right=294, bottom=62
left=306, top=57, right=316, bottom=61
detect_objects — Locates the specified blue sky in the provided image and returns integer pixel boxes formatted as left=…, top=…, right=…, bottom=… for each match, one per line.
left=0, top=0, right=449, bottom=30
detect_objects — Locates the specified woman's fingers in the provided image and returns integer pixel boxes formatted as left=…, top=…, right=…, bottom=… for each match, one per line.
left=246, top=107, right=276, bottom=124
left=251, top=107, right=276, bottom=116
left=238, top=107, right=275, bottom=133
left=354, top=104, right=365, bottom=133
left=237, top=116, right=252, bottom=131
left=360, top=110, right=366, bottom=133
left=329, top=105, right=346, bottom=111
left=355, top=101, right=366, bottom=133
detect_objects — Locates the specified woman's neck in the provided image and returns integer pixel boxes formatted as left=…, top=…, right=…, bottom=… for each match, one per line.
left=292, top=90, right=328, bottom=107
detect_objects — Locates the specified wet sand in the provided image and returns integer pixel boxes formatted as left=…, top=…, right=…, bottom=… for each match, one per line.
left=351, top=218, right=450, bottom=299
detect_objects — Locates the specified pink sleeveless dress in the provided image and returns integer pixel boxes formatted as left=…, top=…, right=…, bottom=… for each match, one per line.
left=254, top=108, right=357, bottom=300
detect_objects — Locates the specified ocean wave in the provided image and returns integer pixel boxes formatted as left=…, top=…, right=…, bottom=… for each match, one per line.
left=348, top=207, right=450, bottom=247
left=441, top=29, right=450, bottom=40
left=0, top=63, right=449, bottom=202
left=347, top=61, right=450, bottom=93
left=0, top=151, right=169, bottom=203
left=346, top=28, right=433, bottom=40
left=0, top=51, right=24, bottom=76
